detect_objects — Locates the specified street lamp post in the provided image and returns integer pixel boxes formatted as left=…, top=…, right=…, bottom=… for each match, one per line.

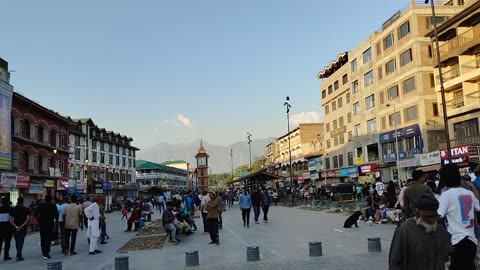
left=284, top=96, right=294, bottom=204
left=247, top=133, right=252, bottom=172
left=106, top=164, right=111, bottom=213
left=323, top=153, right=328, bottom=186
left=230, top=149, right=234, bottom=181
left=387, top=103, right=401, bottom=183
left=426, top=0, right=452, bottom=163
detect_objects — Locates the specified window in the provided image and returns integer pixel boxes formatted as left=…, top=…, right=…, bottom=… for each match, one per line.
left=399, top=21, right=410, bottom=39
left=122, top=157, right=126, bottom=166
left=100, top=153, right=105, bottom=164
left=364, top=70, right=374, bottom=86
left=334, top=136, right=338, bottom=146
left=381, top=116, right=386, bottom=129
left=378, top=66, right=383, bottom=80
left=342, top=74, right=348, bottom=85
left=384, top=33, right=394, bottom=49
left=367, top=118, right=377, bottom=133
left=109, top=155, right=113, bottom=165
left=405, top=106, right=418, bottom=121
left=322, top=90, right=326, bottom=98
left=376, top=42, right=381, bottom=55
left=339, top=134, right=345, bottom=145
left=348, top=131, right=353, bottom=141
left=326, top=140, right=331, bottom=149
left=333, top=156, right=338, bottom=168
left=325, top=105, right=329, bottom=115
left=328, top=85, right=333, bottom=94
left=386, top=59, right=396, bottom=74
left=365, top=95, right=375, bottom=109
left=454, top=118, right=479, bottom=139
left=334, top=81, right=339, bottom=90
left=351, top=59, right=358, bottom=72
left=333, top=120, right=338, bottom=130
left=346, top=93, right=351, bottom=104
left=116, top=156, right=120, bottom=166
left=352, top=80, right=359, bottom=94
left=426, top=16, right=446, bottom=29
left=430, top=73, right=435, bottom=87
left=400, top=48, right=412, bottom=66
left=433, top=102, right=439, bottom=117
left=379, top=92, right=385, bottom=105
left=92, top=151, right=97, bottom=163
left=388, top=85, right=399, bottom=100
left=354, top=124, right=362, bottom=137
left=92, top=140, right=97, bottom=149
left=339, top=154, right=344, bottom=168
left=332, top=101, right=337, bottom=111
left=338, top=98, right=343, bottom=108
left=75, top=149, right=81, bottom=160
left=75, top=136, right=80, bottom=146
left=353, top=102, right=360, bottom=115
left=326, top=123, right=330, bottom=132
left=339, top=116, right=344, bottom=127
left=347, top=113, right=352, bottom=123
left=348, top=152, right=354, bottom=166
left=428, top=45, right=432, bottom=58
left=325, top=157, right=330, bottom=169
left=363, top=47, right=372, bottom=64
left=389, top=112, right=401, bottom=126
left=403, top=77, right=415, bottom=93
left=100, top=141, right=105, bottom=151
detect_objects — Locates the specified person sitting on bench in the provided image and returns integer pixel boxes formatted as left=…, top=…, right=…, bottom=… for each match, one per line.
left=163, top=202, right=182, bottom=245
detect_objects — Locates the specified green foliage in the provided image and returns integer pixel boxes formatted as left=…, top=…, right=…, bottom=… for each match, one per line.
left=208, top=155, right=266, bottom=188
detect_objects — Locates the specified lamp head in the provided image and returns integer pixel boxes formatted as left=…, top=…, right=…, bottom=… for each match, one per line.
left=53, top=149, right=58, bottom=154
left=286, top=96, right=290, bottom=101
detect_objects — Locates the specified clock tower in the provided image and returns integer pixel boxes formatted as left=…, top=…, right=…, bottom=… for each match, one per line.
left=195, top=140, right=209, bottom=192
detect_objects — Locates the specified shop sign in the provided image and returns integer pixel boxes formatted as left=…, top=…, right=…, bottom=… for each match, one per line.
left=442, top=156, right=469, bottom=166
left=398, top=158, right=417, bottom=168
left=320, top=170, right=337, bottom=178
left=43, top=180, right=55, bottom=188
left=102, top=181, right=112, bottom=191
left=340, top=168, right=349, bottom=177
left=308, top=158, right=317, bottom=171
left=310, top=172, right=319, bottom=180
left=76, top=181, right=87, bottom=191
left=360, top=163, right=376, bottom=174
left=56, top=178, right=69, bottom=191
left=29, top=184, right=43, bottom=194
left=118, top=183, right=126, bottom=189
left=469, top=146, right=479, bottom=163
left=16, top=174, right=30, bottom=189
left=440, top=144, right=470, bottom=159
left=0, top=173, right=17, bottom=188
left=302, top=172, right=310, bottom=180
left=415, top=151, right=441, bottom=166
left=379, top=124, right=421, bottom=143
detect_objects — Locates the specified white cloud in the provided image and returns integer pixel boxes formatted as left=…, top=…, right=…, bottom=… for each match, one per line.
left=289, top=111, right=323, bottom=127
left=164, top=114, right=193, bottom=128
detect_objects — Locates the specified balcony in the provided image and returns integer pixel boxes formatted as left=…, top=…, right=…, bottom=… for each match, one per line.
left=437, top=66, right=461, bottom=84
left=462, top=56, right=480, bottom=74
left=435, top=24, right=480, bottom=62
left=439, top=134, right=480, bottom=148
left=446, top=95, right=465, bottom=109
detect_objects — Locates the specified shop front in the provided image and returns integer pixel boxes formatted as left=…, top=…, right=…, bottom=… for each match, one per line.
left=359, top=163, right=377, bottom=184
left=320, top=170, right=340, bottom=185
left=440, top=144, right=479, bottom=175
left=340, top=167, right=359, bottom=182
left=398, top=158, right=417, bottom=180
left=415, top=151, right=441, bottom=172
left=0, top=172, right=19, bottom=204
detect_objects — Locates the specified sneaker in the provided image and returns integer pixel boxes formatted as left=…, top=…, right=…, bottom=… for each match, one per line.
left=366, top=220, right=373, bottom=224
left=46, top=255, right=52, bottom=259
left=42, top=256, right=49, bottom=260
left=369, top=217, right=373, bottom=220
left=381, top=219, right=388, bottom=223
left=94, top=250, right=102, bottom=254
left=255, top=221, right=259, bottom=224
left=4, top=257, right=12, bottom=261
left=172, top=240, right=178, bottom=245
left=100, top=242, right=108, bottom=245
left=375, top=221, right=381, bottom=224
left=88, top=252, right=96, bottom=256
left=209, top=241, right=216, bottom=244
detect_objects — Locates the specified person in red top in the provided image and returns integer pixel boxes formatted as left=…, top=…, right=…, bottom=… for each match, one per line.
left=124, top=205, right=139, bottom=232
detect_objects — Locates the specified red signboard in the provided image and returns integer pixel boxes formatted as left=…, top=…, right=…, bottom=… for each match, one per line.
left=360, top=163, right=376, bottom=174
left=320, top=170, right=337, bottom=178
left=16, top=174, right=30, bottom=189
left=440, top=144, right=470, bottom=159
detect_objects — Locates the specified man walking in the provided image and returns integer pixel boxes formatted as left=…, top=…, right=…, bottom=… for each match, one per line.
left=34, top=195, right=59, bottom=260
left=63, top=195, right=83, bottom=256
left=0, top=197, right=13, bottom=261
left=56, top=197, right=68, bottom=254
left=158, top=193, right=165, bottom=214
left=261, top=188, right=271, bottom=223
left=239, top=188, right=252, bottom=228
left=84, top=198, right=102, bottom=255
left=200, top=191, right=210, bottom=234
left=389, top=194, right=451, bottom=269
left=438, top=164, right=480, bottom=270
left=9, top=197, right=30, bottom=261
left=403, top=170, right=434, bottom=218
left=251, top=188, right=262, bottom=224
left=205, top=192, right=219, bottom=245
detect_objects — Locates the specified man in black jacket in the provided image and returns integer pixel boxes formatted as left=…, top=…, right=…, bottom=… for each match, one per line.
left=0, top=197, right=13, bottom=261
left=251, top=188, right=262, bottom=224
left=34, top=195, right=59, bottom=260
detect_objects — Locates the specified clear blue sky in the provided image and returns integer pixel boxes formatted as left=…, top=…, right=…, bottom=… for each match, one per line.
left=2, top=0, right=405, bottom=149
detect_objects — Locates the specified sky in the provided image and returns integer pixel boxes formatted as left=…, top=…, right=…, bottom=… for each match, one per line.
left=1, top=0, right=407, bottom=150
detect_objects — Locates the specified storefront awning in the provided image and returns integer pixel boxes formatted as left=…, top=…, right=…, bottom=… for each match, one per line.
left=416, top=164, right=441, bottom=172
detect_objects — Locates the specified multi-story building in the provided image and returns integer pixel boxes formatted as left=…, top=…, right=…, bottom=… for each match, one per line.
left=68, top=118, right=139, bottom=196
left=266, top=123, right=324, bottom=186
left=136, top=160, right=189, bottom=190
left=10, top=92, right=71, bottom=204
left=428, top=1, right=480, bottom=167
left=318, top=0, right=469, bottom=183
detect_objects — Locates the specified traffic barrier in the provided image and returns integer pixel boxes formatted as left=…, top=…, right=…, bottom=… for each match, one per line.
left=368, top=238, right=382, bottom=252
left=115, top=256, right=129, bottom=270
left=308, top=242, right=323, bottom=257
left=246, top=246, right=260, bottom=262
left=185, top=250, right=199, bottom=267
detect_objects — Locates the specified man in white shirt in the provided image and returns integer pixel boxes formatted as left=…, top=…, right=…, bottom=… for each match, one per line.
left=157, top=194, right=165, bottom=214
left=200, top=191, right=211, bottom=234
left=438, top=164, right=480, bottom=270
left=375, top=179, right=385, bottom=197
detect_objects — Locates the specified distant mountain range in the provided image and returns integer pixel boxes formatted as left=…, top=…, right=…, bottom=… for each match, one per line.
left=137, top=138, right=276, bottom=174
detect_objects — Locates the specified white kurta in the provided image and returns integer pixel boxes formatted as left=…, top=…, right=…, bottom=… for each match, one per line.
left=84, top=202, right=101, bottom=238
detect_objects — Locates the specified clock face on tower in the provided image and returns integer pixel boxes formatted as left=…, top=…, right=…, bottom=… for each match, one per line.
left=198, top=157, right=207, bottom=166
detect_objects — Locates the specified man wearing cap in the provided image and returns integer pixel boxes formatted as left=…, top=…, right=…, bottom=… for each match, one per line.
left=389, top=194, right=451, bottom=270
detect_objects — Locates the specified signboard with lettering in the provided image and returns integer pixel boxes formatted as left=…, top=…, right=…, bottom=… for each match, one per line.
left=29, top=184, right=43, bottom=194
left=0, top=173, right=17, bottom=188
left=0, top=81, right=13, bottom=171
left=331, top=126, right=347, bottom=137
left=379, top=124, right=421, bottom=143
left=398, top=158, right=417, bottom=168
left=360, top=163, right=376, bottom=174
left=440, top=144, right=471, bottom=166
left=468, top=146, right=479, bottom=163
left=415, top=151, right=441, bottom=166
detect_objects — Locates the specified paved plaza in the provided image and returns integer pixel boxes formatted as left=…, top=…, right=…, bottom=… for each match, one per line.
left=0, top=206, right=395, bottom=270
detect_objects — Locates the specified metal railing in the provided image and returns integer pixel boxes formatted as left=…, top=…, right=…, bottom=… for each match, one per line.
left=437, top=66, right=461, bottom=83
left=439, top=134, right=480, bottom=148
left=462, top=56, right=480, bottom=73
left=446, top=94, right=465, bottom=109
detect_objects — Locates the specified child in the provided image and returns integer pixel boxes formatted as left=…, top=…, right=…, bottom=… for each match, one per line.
left=122, top=206, right=128, bottom=220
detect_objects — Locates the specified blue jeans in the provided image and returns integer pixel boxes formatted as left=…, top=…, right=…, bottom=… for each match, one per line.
left=253, top=206, right=261, bottom=222
left=381, top=208, right=389, bottom=220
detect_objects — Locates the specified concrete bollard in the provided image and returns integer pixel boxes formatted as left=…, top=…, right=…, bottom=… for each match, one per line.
left=308, top=242, right=323, bottom=257
left=115, top=256, right=129, bottom=270
left=368, top=238, right=382, bottom=252
left=246, top=246, right=260, bottom=262
left=185, top=250, right=199, bottom=267
left=47, top=261, right=62, bottom=270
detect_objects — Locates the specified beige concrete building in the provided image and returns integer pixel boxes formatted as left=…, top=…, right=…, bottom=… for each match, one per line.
left=265, top=123, right=324, bottom=185
left=317, top=0, right=469, bottom=183
left=428, top=1, right=480, bottom=165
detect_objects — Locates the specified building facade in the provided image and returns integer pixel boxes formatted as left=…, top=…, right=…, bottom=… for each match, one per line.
left=195, top=140, right=209, bottom=192
left=266, top=123, right=324, bottom=186
left=429, top=1, right=480, bottom=168
left=10, top=92, right=71, bottom=204
left=136, top=160, right=189, bottom=190
left=68, top=118, right=139, bottom=197
left=318, top=0, right=469, bottom=183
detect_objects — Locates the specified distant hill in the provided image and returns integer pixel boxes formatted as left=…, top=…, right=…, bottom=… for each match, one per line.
left=137, top=138, right=275, bottom=173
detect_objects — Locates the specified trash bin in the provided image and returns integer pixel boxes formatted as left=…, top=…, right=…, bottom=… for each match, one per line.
left=308, top=242, right=323, bottom=257
left=246, top=246, right=260, bottom=262
left=368, top=238, right=382, bottom=252
left=185, top=250, right=199, bottom=267
left=115, top=256, right=129, bottom=270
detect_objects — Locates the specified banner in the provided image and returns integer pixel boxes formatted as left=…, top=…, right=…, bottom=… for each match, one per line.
left=16, top=174, right=30, bottom=189
left=0, top=172, right=17, bottom=187
left=29, top=184, right=43, bottom=194
left=0, top=81, right=13, bottom=170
